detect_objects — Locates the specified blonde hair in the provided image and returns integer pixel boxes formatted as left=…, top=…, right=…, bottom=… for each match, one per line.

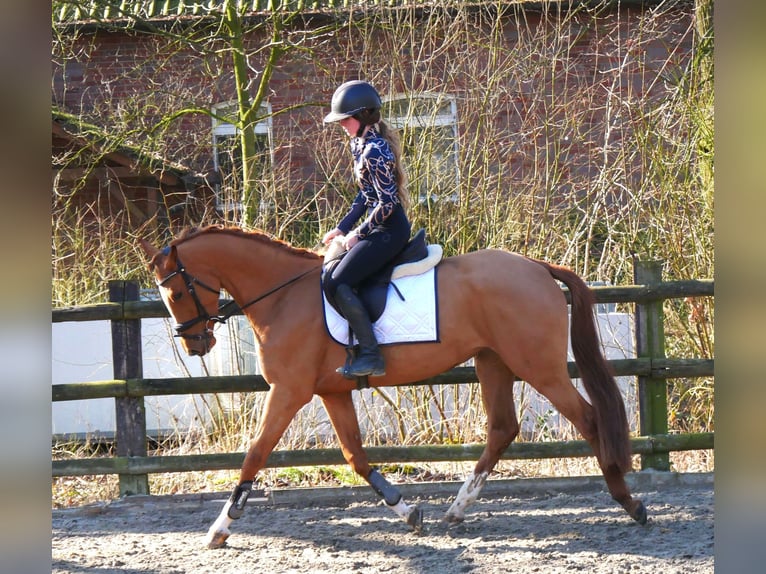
left=377, top=120, right=410, bottom=213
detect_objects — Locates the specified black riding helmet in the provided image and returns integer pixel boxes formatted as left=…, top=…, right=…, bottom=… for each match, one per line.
left=323, top=80, right=382, bottom=125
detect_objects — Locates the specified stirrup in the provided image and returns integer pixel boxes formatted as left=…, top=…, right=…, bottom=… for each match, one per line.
left=335, top=359, right=386, bottom=379
left=336, top=347, right=385, bottom=380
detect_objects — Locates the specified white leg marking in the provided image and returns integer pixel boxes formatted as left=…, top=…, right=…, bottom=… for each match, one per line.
left=388, top=498, right=415, bottom=520
left=205, top=500, right=234, bottom=548
left=387, top=497, right=423, bottom=533
left=445, top=471, right=489, bottom=523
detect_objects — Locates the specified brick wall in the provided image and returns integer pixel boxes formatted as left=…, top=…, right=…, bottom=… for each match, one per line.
left=52, top=3, right=695, bottom=225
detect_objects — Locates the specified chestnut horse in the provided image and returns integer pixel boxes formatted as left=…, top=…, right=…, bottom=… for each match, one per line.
left=139, top=225, right=646, bottom=549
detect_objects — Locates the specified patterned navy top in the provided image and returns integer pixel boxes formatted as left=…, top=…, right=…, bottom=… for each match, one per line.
left=336, top=127, right=401, bottom=239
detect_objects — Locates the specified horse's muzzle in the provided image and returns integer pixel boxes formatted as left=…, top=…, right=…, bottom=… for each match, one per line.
left=183, top=333, right=216, bottom=356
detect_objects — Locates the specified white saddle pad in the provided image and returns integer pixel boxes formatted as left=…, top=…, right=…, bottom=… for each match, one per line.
left=323, top=268, right=439, bottom=346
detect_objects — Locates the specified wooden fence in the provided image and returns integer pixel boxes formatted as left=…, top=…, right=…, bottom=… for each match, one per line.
left=52, top=260, right=714, bottom=496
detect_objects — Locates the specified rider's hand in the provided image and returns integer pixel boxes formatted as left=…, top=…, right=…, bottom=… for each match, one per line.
left=322, top=228, right=344, bottom=245
left=343, top=232, right=360, bottom=250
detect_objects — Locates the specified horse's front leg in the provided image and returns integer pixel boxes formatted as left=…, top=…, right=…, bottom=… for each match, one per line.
left=206, top=386, right=310, bottom=549
left=320, top=391, right=423, bottom=533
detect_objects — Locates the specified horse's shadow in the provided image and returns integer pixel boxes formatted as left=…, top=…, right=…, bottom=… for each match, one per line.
left=225, top=490, right=713, bottom=567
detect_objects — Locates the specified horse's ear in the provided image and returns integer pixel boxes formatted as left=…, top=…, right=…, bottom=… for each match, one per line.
left=138, top=238, right=159, bottom=260
left=163, top=246, right=180, bottom=273
left=137, top=239, right=177, bottom=275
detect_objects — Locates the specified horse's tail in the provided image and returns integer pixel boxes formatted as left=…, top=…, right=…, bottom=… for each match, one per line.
left=532, top=259, right=632, bottom=473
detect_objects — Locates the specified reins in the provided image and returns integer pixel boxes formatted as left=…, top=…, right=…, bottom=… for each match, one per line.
left=216, top=264, right=321, bottom=321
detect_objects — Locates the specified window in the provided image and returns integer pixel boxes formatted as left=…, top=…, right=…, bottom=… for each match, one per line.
left=211, top=101, right=273, bottom=214
left=384, top=93, right=459, bottom=203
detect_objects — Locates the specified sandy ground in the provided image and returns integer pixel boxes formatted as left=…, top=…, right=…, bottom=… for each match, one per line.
left=52, top=471, right=713, bottom=574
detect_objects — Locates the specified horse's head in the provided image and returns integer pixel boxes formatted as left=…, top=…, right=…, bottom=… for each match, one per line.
left=139, top=238, right=221, bottom=356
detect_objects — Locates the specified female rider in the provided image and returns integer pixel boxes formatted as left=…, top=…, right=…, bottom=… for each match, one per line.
left=321, top=80, right=412, bottom=379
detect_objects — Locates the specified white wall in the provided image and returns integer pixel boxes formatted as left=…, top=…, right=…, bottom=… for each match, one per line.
left=52, top=318, right=208, bottom=436
left=52, top=311, right=636, bottom=439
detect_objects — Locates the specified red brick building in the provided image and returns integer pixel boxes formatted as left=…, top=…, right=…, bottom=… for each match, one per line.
left=52, top=1, right=697, bottom=238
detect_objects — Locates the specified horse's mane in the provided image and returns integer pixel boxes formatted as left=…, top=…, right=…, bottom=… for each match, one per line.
left=171, top=225, right=322, bottom=261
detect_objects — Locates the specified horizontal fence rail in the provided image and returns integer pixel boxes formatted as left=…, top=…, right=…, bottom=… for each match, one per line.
left=52, top=271, right=714, bottom=495
left=51, top=279, right=714, bottom=323
left=52, top=434, right=714, bottom=477
left=52, top=358, right=715, bottom=402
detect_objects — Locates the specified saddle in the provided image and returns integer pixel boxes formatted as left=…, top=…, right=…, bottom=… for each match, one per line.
left=321, top=228, right=442, bottom=322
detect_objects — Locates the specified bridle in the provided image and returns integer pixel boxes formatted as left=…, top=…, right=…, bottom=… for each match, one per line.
left=156, top=254, right=320, bottom=342
left=156, top=259, right=222, bottom=342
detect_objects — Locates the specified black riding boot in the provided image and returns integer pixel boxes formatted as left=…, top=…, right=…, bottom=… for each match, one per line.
left=334, top=284, right=386, bottom=378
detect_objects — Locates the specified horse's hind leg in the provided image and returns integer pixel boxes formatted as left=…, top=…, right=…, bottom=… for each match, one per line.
left=529, top=370, right=646, bottom=524
left=445, top=350, right=520, bottom=524
left=320, top=391, right=423, bottom=532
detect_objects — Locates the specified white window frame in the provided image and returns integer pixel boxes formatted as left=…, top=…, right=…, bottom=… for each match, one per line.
left=211, top=100, right=273, bottom=213
left=383, top=92, right=460, bottom=203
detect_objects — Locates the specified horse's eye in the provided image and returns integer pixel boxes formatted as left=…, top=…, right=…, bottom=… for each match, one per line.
left=170, top=290, right=184, bottom=302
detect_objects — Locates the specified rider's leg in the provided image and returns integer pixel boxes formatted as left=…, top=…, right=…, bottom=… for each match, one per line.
left=334, top=283, right=385, bottom=377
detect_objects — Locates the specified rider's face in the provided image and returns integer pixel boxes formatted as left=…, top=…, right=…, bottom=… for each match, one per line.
left=339, top=116, right=361, bottom=137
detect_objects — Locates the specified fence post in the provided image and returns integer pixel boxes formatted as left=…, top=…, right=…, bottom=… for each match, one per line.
left=633, top=260, right=670, bottom=471
left=110, top=280, right=150, bottom=495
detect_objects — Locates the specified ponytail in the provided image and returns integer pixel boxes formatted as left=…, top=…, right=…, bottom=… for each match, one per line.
left=377, top=120, right=410, bottom=212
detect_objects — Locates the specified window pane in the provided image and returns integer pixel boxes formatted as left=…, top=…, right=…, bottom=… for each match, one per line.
left=250, top=135, right=271, bottom=177
left=214, top=134, right=242, bottom=206
left=211, top=101, right=273, bottom=210
left=402, top=126, right=458, bottom=200
left=212, top=103, right=239, bottom=129
left=215, top=134, right=270, bottom=188
left=214, top=134, right=241, bottom=178
left=385, top=95, right=453, bottom=125
left=388, top=94, right=459, bottom=202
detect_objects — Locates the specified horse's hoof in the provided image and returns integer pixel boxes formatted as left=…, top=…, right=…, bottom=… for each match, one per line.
left=205, top=528, right=230, bottom=549
left=442, top=512, right=465, bottom=526
left=630, top=500, right=648, bottom=525
left=407, top=507, right=423, bottom=534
